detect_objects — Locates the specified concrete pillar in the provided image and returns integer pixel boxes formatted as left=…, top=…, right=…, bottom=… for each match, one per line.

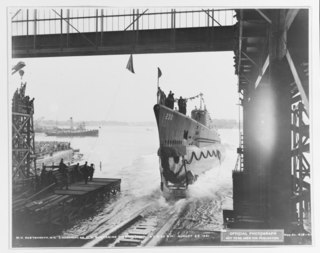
left=267, top=9, right=293, bottom=229
left=267, top=58, right=292, bottom=229
left=238, top=10, right=293, bottom=227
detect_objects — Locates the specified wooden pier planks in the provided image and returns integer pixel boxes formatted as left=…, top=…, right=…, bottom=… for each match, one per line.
left=54, top=178, right=121, bottom=196
left=14, top=178, right=120, bottom=213
left=38, top=195, right=71, bottom=212
left=13, top=177, right=121, bottom=227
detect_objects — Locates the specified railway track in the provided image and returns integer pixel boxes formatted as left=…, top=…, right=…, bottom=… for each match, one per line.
left=82, top=200, right=186, bottom=247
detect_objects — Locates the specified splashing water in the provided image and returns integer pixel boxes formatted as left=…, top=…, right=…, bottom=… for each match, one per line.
left=187, top=147, right=235, bottom=200
left=37, top=127, right=238, bottom=237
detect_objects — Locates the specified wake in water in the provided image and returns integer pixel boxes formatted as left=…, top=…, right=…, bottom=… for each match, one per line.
left=62, top=141, right=236, bottom=238
left=188, top=146, right=235, bottom=199
left=165, top=144, right=236, bottom=238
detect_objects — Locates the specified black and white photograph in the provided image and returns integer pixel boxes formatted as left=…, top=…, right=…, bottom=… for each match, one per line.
left=2, top=0, right=320, bottom=250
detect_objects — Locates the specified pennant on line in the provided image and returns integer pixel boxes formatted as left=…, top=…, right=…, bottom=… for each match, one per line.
left=157, top=67, right=162, bottom=78
left=126, top=54, right=135, bottom=74
left=12, top=61, right=25, bottom=75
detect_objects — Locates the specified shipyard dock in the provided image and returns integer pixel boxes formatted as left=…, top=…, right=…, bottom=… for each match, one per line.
left=13, top=178, right=121, bottom=225
left=12, top=162, right=121, bottom=247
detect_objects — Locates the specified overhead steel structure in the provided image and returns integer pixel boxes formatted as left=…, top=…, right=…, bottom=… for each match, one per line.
left=11, top=8, right=236, bottom=57
left=226, top=9, right=310, bottom=233
left=12, top=81, right=37, bottom=192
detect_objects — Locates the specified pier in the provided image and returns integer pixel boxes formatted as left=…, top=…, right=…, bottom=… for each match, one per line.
left=13, top=178, right=120, bottom=222
left=12, top=162, right=121, bottom=247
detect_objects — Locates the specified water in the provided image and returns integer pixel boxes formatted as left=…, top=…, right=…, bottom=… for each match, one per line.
left=36, top=126, right=239, bottom=238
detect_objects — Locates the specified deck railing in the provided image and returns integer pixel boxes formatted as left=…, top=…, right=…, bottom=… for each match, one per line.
left=11, top=8, right=236, bottom=36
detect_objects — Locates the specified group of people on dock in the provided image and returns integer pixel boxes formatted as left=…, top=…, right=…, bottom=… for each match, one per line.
left=157, top=88, right=187, bottom=115
left=35, top=141, right=71, bottom=156
left=58, top=159, right=95, bottom=189
left=39, top=159, right=96, bottom=190
left=79, top=161, right=95, bottom=184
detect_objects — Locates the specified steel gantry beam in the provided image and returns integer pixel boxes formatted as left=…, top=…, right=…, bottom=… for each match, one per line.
left=12, top=26, right=235, bottom=58
left=11, top=8, right=237, bottom=58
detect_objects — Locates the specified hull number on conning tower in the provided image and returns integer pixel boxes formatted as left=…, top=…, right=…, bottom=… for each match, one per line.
left=164, top=113, right=173, bottom=121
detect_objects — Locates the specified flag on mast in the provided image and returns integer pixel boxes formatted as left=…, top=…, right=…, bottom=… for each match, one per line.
left=157, top=67, right=162, bottom=104
left=126, top=54, right=135, bottom=73
left=157, top=67, right=162, bottom=78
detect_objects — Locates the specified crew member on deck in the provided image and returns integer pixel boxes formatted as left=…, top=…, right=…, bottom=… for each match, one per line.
left=178, top=96, right=187, bottom=115
left=157, top=87, right=166, bottom=105
left=59, top=159, right=69, bottom=190
left=182, top=99, right=187, bottom=115
left=166, top=91, right=175, bottom=109
left=88, top=163, right=95, bottom=181
left=165, top=91, right=170, bottom=108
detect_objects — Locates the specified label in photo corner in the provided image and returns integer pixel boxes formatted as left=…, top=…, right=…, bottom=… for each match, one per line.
left=221, top=229, right=284, bottom=242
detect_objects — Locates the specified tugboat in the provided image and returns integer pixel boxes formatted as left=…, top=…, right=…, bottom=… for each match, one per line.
left=45, top=117, right=99, bottom=137
left=153, top=91, right=225, bottom=198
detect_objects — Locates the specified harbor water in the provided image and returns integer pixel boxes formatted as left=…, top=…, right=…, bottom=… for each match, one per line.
left=35, top=126, right=238, bottom=238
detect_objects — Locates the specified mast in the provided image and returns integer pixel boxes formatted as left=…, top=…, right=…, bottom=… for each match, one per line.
left=157, top=67, right=162, bottom=104
left=199, top=93, right=204, bottom=110
left=70, top=117, right=73, bottom=130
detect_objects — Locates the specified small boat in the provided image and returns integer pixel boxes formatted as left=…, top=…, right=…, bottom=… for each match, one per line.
left=45, top=118, right=99, bottom=137
left=45, top=128, right=99, bottom=137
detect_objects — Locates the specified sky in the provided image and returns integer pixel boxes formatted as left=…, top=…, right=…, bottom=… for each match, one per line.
left=9, top=51, right=238, bottom=122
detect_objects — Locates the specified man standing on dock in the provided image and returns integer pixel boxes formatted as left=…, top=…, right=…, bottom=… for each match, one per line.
left=88, top=163, right=95, bottom=181
left=59, top=159, right=69, bottom=190
left=81, top=162, right=89, bottom=184
left=73, top=163, right=81, bottom=182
